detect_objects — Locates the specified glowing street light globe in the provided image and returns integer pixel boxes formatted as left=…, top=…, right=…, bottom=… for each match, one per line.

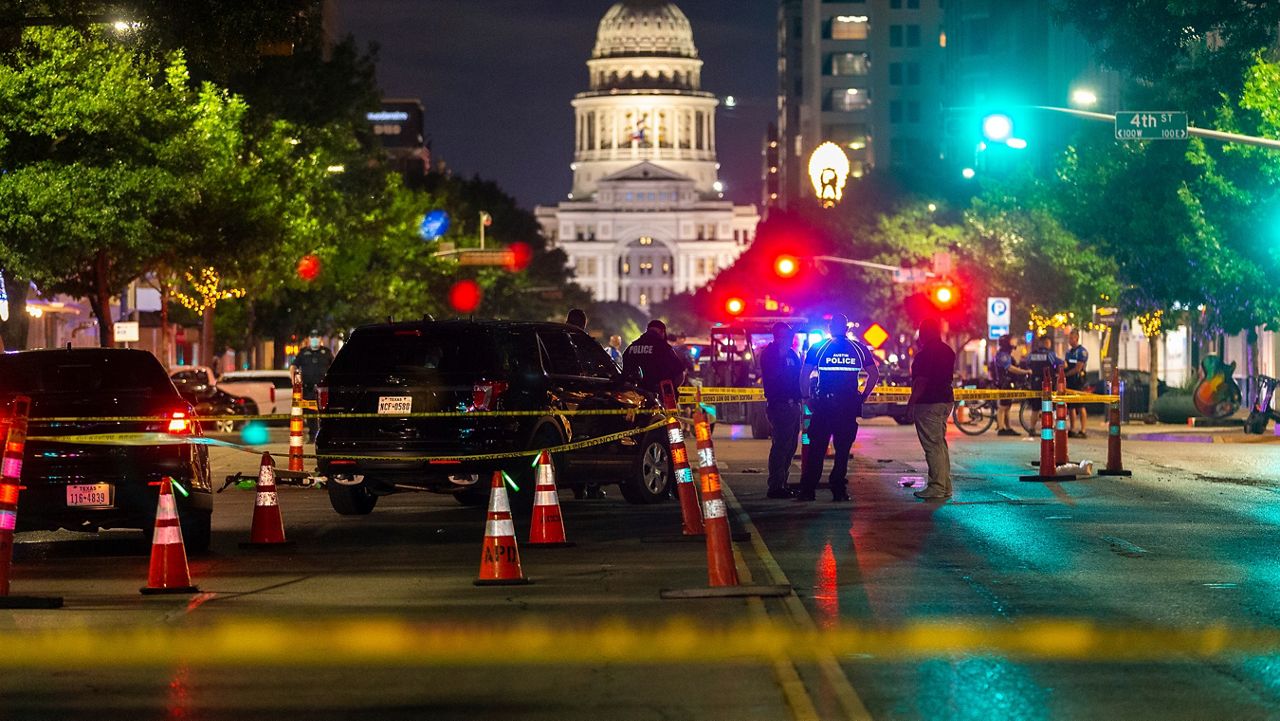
left=981, top=113, right=1014, bottom=143
left=808, top=141, right=851, bottom=208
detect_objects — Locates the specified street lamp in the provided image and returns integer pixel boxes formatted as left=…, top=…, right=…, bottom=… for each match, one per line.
left=1070, top=88, right=1098, bottom=108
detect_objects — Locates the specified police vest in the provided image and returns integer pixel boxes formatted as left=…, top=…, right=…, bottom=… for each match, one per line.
left=813, top=339, right=866, bottom=398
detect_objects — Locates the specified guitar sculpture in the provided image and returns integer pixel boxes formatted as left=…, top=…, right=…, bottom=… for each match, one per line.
left=1193, top=355, right=1242, bottom=419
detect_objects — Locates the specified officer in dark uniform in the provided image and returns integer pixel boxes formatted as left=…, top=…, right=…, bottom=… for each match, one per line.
left=290, top=330, right=333, bottom=438
left=795, top=313, right=879, bottom=502
left=759, top=322, right=802, bottom=499
left=622, top=319, right=687, bottom=395
left=1064, top=328, right=1090, bottom=437
left=1022, top=333, right=1063, bottom=388
left=290, top=330, right=333, bottom=398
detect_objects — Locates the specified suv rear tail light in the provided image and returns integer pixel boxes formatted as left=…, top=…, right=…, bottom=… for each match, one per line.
left=317, top=386, right=329, bottom=411
left=269, top=386, right=277, bottom=404
left=471, top=381, right=508, bottom=411
left=167, top=411, right=193, bottom=435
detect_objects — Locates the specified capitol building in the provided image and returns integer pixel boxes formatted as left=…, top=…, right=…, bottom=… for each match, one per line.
left=535, top=1, right=759, bottom=310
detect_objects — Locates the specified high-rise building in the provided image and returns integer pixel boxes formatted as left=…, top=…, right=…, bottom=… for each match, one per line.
left=775, top=0, right=946, bottom=206
left=535, top=1, right=759, bottom=310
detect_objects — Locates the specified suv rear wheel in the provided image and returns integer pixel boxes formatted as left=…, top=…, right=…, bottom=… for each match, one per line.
left=619, top=431, right=673, bottom=504
left=328, top=476, right=377, bottom=515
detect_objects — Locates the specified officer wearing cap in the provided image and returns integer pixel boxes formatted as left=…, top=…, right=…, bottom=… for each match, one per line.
left=622, top=319, right=687, bottom=395
left=759, top=322, right=802, bottom=499
left=795, top=313, right=879, bottom=502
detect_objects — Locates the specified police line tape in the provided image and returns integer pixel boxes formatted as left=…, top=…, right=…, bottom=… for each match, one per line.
left=19, top=386, right=1119, bottom=424
left=0, top=617, right=1275, bottom=667
left=25, top=418, right=673, bottom=465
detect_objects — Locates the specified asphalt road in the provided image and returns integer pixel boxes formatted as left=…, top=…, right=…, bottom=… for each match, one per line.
left=3, top=420, right=1280, bottom=720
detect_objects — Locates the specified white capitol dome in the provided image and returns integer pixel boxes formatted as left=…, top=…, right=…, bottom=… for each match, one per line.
left=592, top=1, right=698, bottom=60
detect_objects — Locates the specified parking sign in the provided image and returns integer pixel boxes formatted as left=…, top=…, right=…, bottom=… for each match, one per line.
left=987, top=297, right=1010, bottom=340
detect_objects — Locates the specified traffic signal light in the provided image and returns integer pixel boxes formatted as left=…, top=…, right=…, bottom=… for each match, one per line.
left=929, top=280, right=959, bottom=311
left=980, top=111, right=1030, bottom=150
left=982, top=113, right=1014, bottom=143
left=773, top=254, right=799, bottom=279
left=724, top=297, right=745, bottom=316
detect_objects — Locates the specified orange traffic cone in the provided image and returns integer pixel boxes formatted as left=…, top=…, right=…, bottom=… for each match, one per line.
left=141, top=477, right=199, bottom=595
left=0, top=396, right=62, bottom=608
left=241, top=452, right=293, bottom=548
left=693, top=409, right=738, bottom=587
left=475, top=471, right=530, bottom=585
left=1055, top=365, right=1069, bottom=466
left=288, top=371, right=306, bottom=473
left=1020, top=370, right=1059, bottom=483
left=529, top=451, right=572, bottom=546
left=1100, top=366, right=1132, bottom=477
left=666, top=416, right=704, bottom=536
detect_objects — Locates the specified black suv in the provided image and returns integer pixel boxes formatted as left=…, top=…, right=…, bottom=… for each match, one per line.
left=0, top=349, right=214, bottom=551
left=315, top=320, right=674, bottom=513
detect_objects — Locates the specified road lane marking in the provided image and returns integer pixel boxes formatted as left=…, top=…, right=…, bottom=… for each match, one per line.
left=1101, top=535, right=1148, bottom=558
left=721, top=481, right=873, bottom=721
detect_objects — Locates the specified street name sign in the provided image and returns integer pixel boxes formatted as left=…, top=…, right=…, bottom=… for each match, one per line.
left=1115, top=111, right=1188, bottom=140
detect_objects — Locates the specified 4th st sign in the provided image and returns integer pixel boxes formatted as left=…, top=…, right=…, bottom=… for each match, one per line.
left=1115, top=111, right=1188, bottom=140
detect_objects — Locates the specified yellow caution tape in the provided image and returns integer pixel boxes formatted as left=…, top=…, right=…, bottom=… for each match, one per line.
left=27, top=418, right=672, bottom=464
left=0, top=617, right=1274, bottom=667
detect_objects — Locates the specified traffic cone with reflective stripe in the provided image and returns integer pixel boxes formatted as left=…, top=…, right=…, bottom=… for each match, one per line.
left=0, top=396, right=62, bottom=608
left=1055, top=365, right=1069, bottom=465
left=475, top=471, right=530, bottom=585
left=693, top=409, right=738, bottom=587
left=141, top=477, right=198, bottom=594
left=241, top=452, right=293, bottom=548
left=666, top=416, right=704, bottom=536
left=528, top=451, right=572, bottom=546
left=1100, top=366, right=1132, bottom=477
left=1020, top=371, right=1059, bottom=482
left=289, top=371, right=305, bottom=473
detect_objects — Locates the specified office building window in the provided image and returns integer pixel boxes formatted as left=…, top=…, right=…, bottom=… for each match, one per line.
left=907, top=25, right=921, bottom=47
left=907, top=63, right=920, bottom=85
left=889, top=63, right=902, bottom=86
left=890, top=0, right=902, bottom=7
left=908, top=0, right=919, bottom=7
left=827, top=87, right=870, bottom=111
left=829, top=15, right=869, bottom=40
left=890, top=101, right=902, bottom=124
left=824, top=123, right=870, bottom=151
left=829, top=52, right=870, bottom=76
left=907, top=101, right=920, bottom=123
left=889, top=25, right=903, bottom=47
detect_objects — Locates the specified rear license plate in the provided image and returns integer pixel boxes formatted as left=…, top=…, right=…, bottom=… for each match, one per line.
left=66, top=484, right=113, bottom=508
left=378, top=396, right=413, bottom=414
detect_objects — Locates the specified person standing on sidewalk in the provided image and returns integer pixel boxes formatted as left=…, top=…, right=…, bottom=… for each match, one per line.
left=759, top=322, right=802, bottom=499
left=795, top=313, right=879, bottom=503
left=910, top=316, right=956, bottom=500
left=1064, top=328, right=1090, bottom=438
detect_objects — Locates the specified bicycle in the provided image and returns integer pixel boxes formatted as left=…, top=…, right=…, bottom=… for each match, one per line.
left=952, top=381, right=997, bottom=435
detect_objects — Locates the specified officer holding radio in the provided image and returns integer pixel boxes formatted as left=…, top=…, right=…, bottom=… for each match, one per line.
left=795, top=313, right=879, bottom=502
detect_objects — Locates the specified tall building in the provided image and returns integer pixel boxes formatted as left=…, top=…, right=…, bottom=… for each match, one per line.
left=775, top=0, right=946, bottom=206
left=535, top=1, right=759, bottom=310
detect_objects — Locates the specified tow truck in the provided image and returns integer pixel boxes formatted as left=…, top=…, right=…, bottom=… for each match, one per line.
left=681, top=316, right=912, bottom=438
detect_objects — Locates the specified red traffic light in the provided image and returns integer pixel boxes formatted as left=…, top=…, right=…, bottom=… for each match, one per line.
left=724, top=297, right=746, bottom=316
left=774, top=254, right=799, bottom=279
left=929, top=281, right=959, bottom=311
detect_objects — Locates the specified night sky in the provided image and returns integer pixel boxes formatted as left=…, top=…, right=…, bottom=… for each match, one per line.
left=339, top=0, right=777, bottom=211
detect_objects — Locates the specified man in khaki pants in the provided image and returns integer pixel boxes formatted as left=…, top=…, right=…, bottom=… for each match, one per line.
left=909, top=316, right=956, bottom=500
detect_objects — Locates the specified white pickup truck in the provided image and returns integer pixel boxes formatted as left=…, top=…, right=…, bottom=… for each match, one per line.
left=168, top=366, right=291, bottom=418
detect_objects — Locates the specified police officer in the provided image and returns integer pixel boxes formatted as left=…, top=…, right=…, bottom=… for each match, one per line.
left=1064, top=328, right=1090, bottom=438
left=991, top=335, right=1032, bottom=436
left=1022, top=333, right=1063, bottom=389
left=290, top=330, right=333, bottom=437
left=795, top=313, right=879, bottom=502
left=759, top=322, right=802, bottom=499
left=290, top=330, right=333, bottom=398
left=622, top=319, right=687, bottom=396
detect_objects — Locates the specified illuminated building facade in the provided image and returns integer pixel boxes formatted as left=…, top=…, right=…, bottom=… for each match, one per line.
left=535, top=1, right=759, bottom=310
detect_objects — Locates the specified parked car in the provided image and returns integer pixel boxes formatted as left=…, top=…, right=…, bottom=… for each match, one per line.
left=0, top=349, right=214, bottom=551
left=315, top=320, right=674, bottom=514
left=217, top=370, right=295, bottom=416
left=174, top=384, right=256, bottom=434
left=170, top=365, right=281, bottom=419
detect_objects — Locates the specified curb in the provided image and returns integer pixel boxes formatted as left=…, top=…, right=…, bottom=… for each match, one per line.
left=1124, top=432, right=1280, bottom=444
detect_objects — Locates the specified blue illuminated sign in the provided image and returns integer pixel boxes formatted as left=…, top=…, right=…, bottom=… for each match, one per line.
left=419, top=210, right=450, bottom=240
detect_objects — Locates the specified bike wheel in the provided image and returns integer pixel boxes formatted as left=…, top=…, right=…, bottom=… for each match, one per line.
left=1018, top=399, right=1041, bottom=435
left=954, top=401, right=996, bottom=436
